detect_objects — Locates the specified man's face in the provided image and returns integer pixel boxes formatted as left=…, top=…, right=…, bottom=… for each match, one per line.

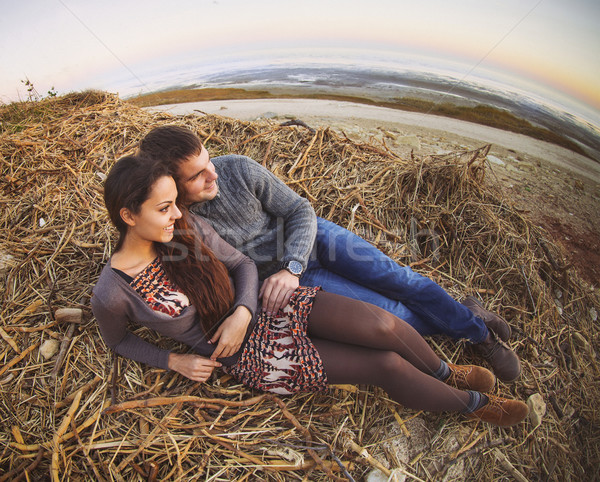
left=177, top=145, right=219, bottom=204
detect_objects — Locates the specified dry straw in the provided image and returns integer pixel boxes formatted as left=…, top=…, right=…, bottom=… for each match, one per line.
left=1, top=92, right=598, bottom=481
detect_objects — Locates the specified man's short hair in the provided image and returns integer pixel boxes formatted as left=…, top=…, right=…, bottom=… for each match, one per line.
left=139, top=126, right=203, bottom=175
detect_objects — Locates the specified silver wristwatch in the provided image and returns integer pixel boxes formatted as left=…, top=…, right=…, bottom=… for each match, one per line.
left=281, top=260, right=303, bottom=278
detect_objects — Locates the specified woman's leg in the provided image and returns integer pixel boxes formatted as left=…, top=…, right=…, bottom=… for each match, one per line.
left=308, top=291, right=442, bottom=375
left=311, top=337, right=471, bottom=412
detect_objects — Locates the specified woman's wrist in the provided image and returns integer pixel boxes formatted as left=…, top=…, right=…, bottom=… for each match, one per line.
left=167, top=352, right=180, bottom=370
left=234, top=305, right=252, bottom=324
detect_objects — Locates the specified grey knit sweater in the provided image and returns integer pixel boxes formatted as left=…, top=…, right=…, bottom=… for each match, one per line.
left=91, top=217, right=259, bottom=370
left=190, top=155, right=317, bottom=280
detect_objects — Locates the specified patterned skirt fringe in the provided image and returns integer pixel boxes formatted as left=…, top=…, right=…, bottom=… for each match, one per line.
left=225, top=286, right=328, bottom=395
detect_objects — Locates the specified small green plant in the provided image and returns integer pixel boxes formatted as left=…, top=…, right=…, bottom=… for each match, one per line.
left=21, top=77, right=41, bottom=101
left=20, top=77, right=58, bottom=101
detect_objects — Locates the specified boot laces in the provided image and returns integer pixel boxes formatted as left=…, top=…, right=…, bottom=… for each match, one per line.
left=481, top=330, right=511, bottom=358
left=448, top=365, right=470, bottom=385
left=484, top=395, right=510, bottom=415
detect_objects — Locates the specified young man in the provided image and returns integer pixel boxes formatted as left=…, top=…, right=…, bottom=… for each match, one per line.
left=139, top=125, right=521, bottom=382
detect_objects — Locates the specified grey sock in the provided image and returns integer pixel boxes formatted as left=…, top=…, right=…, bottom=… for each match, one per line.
left=432, top=360, right=451, bottom=381
left=462, top=391, right=490, bottom=413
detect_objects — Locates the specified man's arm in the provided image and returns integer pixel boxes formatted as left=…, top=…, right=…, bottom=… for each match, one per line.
left=239, top=156, right=317, bottom=270
left=240, top=157, right=317, bottom=312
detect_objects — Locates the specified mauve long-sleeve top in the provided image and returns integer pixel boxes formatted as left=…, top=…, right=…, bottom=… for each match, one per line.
left=91, top=217, right=259, bottom=370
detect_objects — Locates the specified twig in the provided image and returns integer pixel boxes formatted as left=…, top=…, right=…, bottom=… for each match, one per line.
left=0, top=343, right=38, bottom=377
left=55, top=375, right=102, bottom=409
left=103, top=394, right=266, bottom=414
left=49, top=323, right=76, bottom=383
left=0, top=447, right=45, bottom=482
left=52, top=389, right=83, bottom=481
left=270, top=395, right=344, bottom=481
left=279, top=119, right=316, bottom=133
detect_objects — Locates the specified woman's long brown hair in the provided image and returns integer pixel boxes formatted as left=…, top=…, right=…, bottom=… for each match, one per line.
left=156, top=209, right=234, bottom=334
left=105, top=155, right=234, bottom=334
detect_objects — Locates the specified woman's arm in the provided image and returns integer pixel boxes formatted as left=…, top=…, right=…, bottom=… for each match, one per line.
left=92, top=294, right=222, bottom=381
left=191, top=217, right=259, bottom=359
left=91, top=294, right=171, bottom=370
left=168, top=353, right=222, bottom=382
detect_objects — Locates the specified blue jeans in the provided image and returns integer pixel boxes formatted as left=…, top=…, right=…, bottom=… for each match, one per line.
left=299, top=218, right=488, bottom=343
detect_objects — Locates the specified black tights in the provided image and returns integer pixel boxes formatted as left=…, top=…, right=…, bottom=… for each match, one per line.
left=307, top=291, right=471, bottom=412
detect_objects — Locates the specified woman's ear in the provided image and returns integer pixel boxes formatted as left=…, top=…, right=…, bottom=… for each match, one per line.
left=120, top=207, right=136, bottom=227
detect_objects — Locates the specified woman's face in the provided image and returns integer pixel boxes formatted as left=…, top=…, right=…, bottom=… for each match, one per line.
left=124, top=176, right=182, bottom=244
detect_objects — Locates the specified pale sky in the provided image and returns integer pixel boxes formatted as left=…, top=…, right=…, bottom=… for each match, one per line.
left=1, top=0, right=598, bottom=125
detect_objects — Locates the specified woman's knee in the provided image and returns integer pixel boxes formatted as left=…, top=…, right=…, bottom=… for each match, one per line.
left=370, top=310, right=406, bottom=340
left=373, top=351, right=409, bottom=377
left=371, top=351, right=425, bottom=391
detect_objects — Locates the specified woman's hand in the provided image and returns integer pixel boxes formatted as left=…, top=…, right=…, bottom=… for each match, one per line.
left=259, top=269, right=299, bottom=315
left=209, top=305, right=252, bottom=360
left=168, top=353, right=221, bottom=382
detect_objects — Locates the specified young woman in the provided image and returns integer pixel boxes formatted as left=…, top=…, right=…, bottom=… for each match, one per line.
left=92, top=154, right=529, bottom=427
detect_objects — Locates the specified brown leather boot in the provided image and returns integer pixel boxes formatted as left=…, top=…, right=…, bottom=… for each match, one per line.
left=473, top=331, right=521, bottom=382
left=466, top=394, right=529, bottom=427
left=446, top=363, right=496, bottom=392
left=462, top=296, right=511, bottom=342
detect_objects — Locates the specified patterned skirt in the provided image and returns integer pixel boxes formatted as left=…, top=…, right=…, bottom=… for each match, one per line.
left=224, top=286, right=328, bottom=395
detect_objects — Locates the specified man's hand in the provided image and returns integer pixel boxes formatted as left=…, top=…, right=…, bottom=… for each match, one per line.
left=259, top=269, right=299, bottom=315
left=168, top=353, right=221, bottom=382
left=209, top=306, right=252, bottom=360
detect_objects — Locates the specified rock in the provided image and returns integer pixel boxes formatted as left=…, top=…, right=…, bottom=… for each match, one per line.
left=365, top=469, right=406, bottom=482
left=40, top=339, right=60, bottom=360
left=257, top=111, right=278, bottom=119
left=378, top=128, right=397, bottom=140
left=366, top=469, right=390, bottom=482
left=527, top=393, right=547, bottom=427
left=0, top=253, right=16, bottom=276
left=55, top=308, right=83, bottom=324
left=554, top=298, right=563, bottom=315
left=487, top=154, right=505, bottom=166
left=504, top=163, right=521, bottom=173
left=366, top=468, right=404, bottom=482
left=396, top=135, right=421, bottom=149
left=376, top=415, right=469, bottom=480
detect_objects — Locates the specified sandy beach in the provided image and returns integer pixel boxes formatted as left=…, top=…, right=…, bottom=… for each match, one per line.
left=148, top=98, right=600, bottom=182
left=146, top=98, right=600, bottom=285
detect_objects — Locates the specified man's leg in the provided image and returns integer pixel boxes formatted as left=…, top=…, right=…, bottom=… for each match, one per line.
left=312, top=217, right=487, bottom=342
left=302, top=264, right=451, bottom=337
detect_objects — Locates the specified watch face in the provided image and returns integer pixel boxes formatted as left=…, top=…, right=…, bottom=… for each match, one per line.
left=287, top=260, right=303, bottom=275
